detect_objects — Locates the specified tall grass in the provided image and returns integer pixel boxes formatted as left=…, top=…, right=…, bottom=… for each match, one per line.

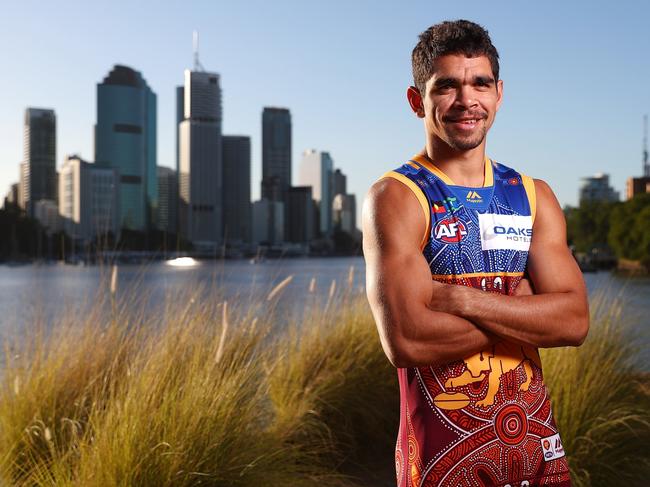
left=267, top=291, right=398, bottom=487
left=0, top=279, right=355, bottom=487
left=541, top=290, right=650, bottom=486
left=0, top=269, right=648, bottom=486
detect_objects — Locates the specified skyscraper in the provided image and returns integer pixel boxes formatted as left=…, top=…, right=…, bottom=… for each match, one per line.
left=578, top=173, right=619, bottom=204
left=252, top=198, right=284, bottom=245
left=4, top=183, right=19, bottom=210
left=299, top=149, right=334, bottom=236
left=175, top=85, right=184, bottom=175
left=287, top=186, right=315, bottom=244
left=95, top=65, right=157, bottom=232
left=59, top=155, right=119, bottom=241
left=178, top=69, right=223, bottom=246
left=261, top=107, right=291, bottom=202
left=19, top=108, right=57, bottom=216
left=157, top=166, right=178, bottom=234
left=222, top=135, right=251, bottom=244
left=332, top=168, right=347, bottom=197
left=332, top=193, right=357, bottom=235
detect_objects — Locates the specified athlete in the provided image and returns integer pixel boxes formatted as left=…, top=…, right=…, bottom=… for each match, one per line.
left=362, top=20, right=589, bottom=487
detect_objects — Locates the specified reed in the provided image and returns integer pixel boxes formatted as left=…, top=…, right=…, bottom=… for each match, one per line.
left=541, top=290, right=650, bottom=486
left=0, top=272, right=647, bottom=487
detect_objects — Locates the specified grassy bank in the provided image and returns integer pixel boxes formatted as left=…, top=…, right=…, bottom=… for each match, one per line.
left=0, top=273, right=648, bottom=486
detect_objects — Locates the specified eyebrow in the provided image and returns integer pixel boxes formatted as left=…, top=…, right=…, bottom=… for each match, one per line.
left=433, top=75, right=496, bottom=88
left=433, top=77, right=458, bottom=88
left=474, top=75, right=495, bottom=85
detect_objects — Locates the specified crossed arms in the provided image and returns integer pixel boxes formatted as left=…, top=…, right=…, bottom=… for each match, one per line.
left=361, top=177, right=589, bottom=369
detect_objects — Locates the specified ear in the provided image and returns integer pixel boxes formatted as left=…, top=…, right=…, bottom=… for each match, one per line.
left=495, top=79, right=504, bottom=112
left=407, top=86, right=425, bottom=118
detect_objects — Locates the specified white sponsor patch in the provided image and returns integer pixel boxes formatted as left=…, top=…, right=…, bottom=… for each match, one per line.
left=540, top=433, right=565, bottom=462
left=478, top=213, right=533, bottom=251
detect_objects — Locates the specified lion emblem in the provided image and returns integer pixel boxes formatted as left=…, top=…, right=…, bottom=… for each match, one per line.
left=436, top=342, right=542, bottom=409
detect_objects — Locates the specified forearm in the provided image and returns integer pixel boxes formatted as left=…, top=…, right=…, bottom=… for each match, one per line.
left=439, top=286, right=588, bottom=348
left=406, top=313, right=498, bottom=367
left=375, top=306, right=498, bottom=368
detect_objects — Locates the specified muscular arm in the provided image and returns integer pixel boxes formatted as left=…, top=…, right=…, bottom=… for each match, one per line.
left=362, top=177, right=498, bottom=368
left=429, top=179, right=589, bottom=348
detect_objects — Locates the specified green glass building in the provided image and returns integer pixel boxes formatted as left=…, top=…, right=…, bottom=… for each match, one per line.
left=95, top=65, right=157, bottom=231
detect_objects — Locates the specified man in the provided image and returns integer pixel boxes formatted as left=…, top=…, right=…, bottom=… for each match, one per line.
left=362, top=20, right=588, bottom=487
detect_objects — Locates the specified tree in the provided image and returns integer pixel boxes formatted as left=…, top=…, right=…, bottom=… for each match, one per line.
left=565, top=201, right=617, bottom=253
left=607, top=193, right=650, bottom=265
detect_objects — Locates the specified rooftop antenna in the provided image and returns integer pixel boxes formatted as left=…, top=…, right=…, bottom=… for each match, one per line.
left=193, top=30, right=204, bottom=72
left=643, top=114, right=650, bottom=177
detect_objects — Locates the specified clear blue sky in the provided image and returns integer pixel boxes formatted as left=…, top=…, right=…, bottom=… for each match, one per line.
left=1, top=0, right=649, bottom=227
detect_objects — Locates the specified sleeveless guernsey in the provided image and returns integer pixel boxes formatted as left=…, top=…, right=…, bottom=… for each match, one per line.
left=380, top=154, right=571, bottom=487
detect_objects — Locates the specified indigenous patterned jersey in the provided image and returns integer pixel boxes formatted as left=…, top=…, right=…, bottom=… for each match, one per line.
left=380, top=154, right=571, bottom=487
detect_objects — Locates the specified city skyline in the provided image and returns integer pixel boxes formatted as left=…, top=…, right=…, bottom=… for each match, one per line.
left=9, top=58, right=357, bottom=250
left=1, top=1, right=649, bottom=230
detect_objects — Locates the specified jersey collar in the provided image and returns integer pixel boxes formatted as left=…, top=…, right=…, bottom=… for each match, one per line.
left=411, top=153, right=494, bottom=188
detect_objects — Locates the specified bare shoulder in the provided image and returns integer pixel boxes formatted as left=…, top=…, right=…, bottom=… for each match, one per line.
left=530, top=178, right=567, bottom=242
left=362, top=176, right=426, bottom=253
left=527, top=180, right=586, bottom=297
left=532, top=178, right=558, bottom=202
left=364, top=176, right=413, bottom=208
left=532, top=178, right=564, bottom=216
left=363, top=176, right=424, bottom=225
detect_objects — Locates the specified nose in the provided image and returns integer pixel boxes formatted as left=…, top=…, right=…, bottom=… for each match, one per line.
left=454, top=85, right=478, bottom=110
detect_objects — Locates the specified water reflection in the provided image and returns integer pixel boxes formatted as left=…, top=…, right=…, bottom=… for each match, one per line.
left=0, top=258, right=648, bottom=367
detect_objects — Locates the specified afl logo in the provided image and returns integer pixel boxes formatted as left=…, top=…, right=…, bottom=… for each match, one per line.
left=434, top=217, right=468, bottom=243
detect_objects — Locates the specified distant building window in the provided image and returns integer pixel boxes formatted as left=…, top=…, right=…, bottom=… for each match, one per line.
left=114, top=123, right=142, bottom=134
left=192, top=204, right=214, bottom=212
left=121, top=175, right=141, bottom=184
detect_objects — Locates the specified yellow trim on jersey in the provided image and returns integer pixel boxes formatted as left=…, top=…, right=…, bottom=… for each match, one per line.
left=431, top=271, right=525, bottom=280
left=521, top=174, right=537, bottom=223
left=483, top=156, right=494, bottom=187
left=411, top=154, right=494, bottom=187
left=411, top=154, right=455, bottom=185
left=380, top=170, right=430, bottom=251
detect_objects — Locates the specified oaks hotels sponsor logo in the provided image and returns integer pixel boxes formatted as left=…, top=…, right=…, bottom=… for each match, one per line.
left=478, top=213, right=533, bottom=251
left=434, top=217, right=468, bottom=243
left=540, top=433, right=565, bottom=462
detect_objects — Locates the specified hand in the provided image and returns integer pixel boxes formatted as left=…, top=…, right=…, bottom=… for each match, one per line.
left=514, top=278, right=534, bottom=296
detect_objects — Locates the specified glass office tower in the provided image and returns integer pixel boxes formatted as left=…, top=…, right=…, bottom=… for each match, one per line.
left=95, top=65, right=157, bottom=231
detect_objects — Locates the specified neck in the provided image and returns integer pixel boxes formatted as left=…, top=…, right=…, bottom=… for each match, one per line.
left=423, top=136, right=487, bottom=187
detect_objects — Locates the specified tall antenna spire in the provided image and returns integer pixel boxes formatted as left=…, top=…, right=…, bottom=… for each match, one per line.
left=643, top=114, right=650, bottom=177
left=193, top=30, right=204, bottom=72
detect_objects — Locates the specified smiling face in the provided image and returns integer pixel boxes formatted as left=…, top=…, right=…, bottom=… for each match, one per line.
left=410, top=54, right=503, bottom=152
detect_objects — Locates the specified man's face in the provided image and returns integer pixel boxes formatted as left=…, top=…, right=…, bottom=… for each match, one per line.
left=418, top=54, right=503, bottom=151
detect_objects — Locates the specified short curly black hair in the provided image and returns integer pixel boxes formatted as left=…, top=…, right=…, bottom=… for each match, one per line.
left=412, top=20, right=500, bottom=95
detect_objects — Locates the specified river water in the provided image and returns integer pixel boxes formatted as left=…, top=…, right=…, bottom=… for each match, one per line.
left=1, top=256, right=648, bottom=366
